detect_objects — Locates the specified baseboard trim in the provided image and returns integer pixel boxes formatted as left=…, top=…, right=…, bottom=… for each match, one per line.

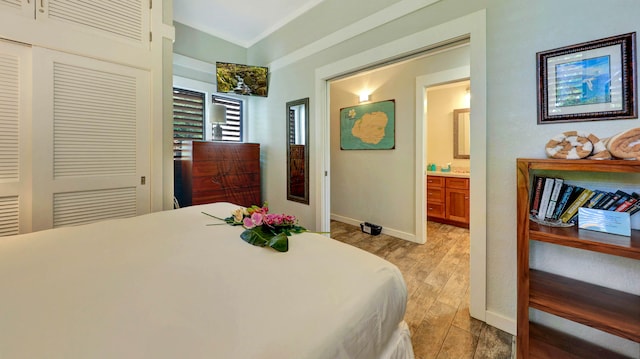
left=330, top=213, right=419, bottom=243
left=485, top=310, right=516, bottom=336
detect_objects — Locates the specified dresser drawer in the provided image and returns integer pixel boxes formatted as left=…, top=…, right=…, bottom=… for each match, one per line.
left=446, top=177, right=469, bottom=190
left=426, top=187, right=444, bottom=203
left=427, top=202, right=445, bottom=218
left=427, top=175, right=445, bottom=188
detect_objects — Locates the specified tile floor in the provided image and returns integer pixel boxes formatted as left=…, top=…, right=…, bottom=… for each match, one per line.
left=330, top=220, right=513, bottom=359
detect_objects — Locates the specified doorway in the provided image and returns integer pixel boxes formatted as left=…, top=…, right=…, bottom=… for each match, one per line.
left=314, top=11, right=487, bottom=322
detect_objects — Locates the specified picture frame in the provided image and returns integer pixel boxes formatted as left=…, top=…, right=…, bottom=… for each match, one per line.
left=215, top=62, right=269, bottom=97
left=339, top=100, right=395, bottom=150
left=537, top=32, right=637, bottom=124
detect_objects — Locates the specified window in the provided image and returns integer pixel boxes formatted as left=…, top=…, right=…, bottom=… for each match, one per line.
left=213, top=95, right=242, bottom=142
left=172, top=74, right=245, bottom=158
left=172, top=87, right=204, bottom=158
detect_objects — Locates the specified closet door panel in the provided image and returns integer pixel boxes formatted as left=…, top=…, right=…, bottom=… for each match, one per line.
left=0, top=40, right=32, bottom=235
left=32, top=46, right=149, bottom=231
left=0, top=0, right=33, bottom=19
left=38, top=0, right=149, bottom=48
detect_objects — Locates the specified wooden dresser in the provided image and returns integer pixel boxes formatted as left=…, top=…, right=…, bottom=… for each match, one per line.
left=176, top=141, right=261, bottom=208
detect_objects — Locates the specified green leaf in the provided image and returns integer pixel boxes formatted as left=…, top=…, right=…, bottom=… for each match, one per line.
left=267, top=232, right=289, bottom=252
left=240, top=228, right=269, bottom=247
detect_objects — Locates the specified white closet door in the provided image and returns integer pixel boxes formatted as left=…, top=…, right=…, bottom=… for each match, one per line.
left=32, top=46, right=150, bottom=231
left=38, top=0, right=149, bottom=49
left=0, top=39, right=32, bottom=236
left=0, top=0, right=34, bottom=18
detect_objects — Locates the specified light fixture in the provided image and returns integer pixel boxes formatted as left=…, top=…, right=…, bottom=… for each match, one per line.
left=209, top=103, right=227, bottom=141
left=359, top=92, right=371, bottom=103
left=464, top=87, right=470, bottom=107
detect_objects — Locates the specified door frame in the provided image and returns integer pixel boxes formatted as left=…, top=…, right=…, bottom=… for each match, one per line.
left=416, top=66, right=470, bottom=243
left=314, top=10, right=487, bottom=321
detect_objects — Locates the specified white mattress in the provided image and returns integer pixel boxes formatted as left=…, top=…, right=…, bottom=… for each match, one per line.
left=0, top=202, right=413, bottom=359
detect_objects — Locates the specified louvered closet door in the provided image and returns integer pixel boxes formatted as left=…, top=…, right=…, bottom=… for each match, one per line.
left=38, top=0, right=149, bottom=48
left=31, top=47, right=150, bottom=231
left=0, top=0, right=34, bottom=18
left=0, top=40, right=32, bottom=236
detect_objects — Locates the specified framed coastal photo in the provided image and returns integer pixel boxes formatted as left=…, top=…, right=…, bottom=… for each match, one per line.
left=340, top=100, right=395, bottom=150
left=537, top=32, right=637, bottom=124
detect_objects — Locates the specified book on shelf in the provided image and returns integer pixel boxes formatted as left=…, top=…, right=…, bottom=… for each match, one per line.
left=537, top=177, right=556, bottom=220
left=550, top=184, right=575, bottom=220
left=598, top=191, right=622, bottom=210
left=544, top=178, right=564, bottom=220
left=559, top=188, right=594, bottom=223
left=615, top=196, right=638, bottom=212
left=592, top=192, right=613, bottom=209
left=584, top=190, right=606, bottom=209
left=529, top=175, right=546, bottom=217
left=609, top=190, right=632, bottom=211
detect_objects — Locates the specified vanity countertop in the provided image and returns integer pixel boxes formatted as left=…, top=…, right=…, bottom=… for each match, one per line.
left=427, top=170, right=470, bottom=179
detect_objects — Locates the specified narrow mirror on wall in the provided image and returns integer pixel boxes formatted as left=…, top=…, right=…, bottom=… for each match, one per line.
left=454, top=108, right=470, bottom=159
left=286, top=98, right=310, bottom=204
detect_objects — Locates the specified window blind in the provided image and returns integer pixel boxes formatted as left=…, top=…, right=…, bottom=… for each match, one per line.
left=213, top=95, right=242, bottom=142
left=173, top=87, right=205, bottom=158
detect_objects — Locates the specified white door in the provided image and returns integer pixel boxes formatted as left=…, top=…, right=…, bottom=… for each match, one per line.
left=0, top=39, right=32, bottom=235
left=32, top=46, right=150, bottom=230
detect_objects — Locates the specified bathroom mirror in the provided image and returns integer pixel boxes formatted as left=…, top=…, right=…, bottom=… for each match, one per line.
left=453, top=108, right=470, bottom=159
left=286, top=98, right=309, bottom=204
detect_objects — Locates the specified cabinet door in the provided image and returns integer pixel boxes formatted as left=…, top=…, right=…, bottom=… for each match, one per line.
left=0, top=40, right=32, bottom=235
left=31, top=47, right=150, bottom=230
left=446, top=188, right=469, bottom=223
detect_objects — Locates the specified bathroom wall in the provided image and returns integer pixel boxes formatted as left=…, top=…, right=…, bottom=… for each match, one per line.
left=426, top=80, right=470, bottom=171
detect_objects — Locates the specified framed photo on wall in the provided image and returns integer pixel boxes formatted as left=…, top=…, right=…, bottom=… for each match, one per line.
left=340, top=100, right=395, bottom=150
left=537, top=32, right=637, bottom=124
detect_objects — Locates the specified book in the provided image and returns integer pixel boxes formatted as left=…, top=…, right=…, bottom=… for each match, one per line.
left=584, top=190, right=606, bottom=208
left=559, top=188, right=594, bottom=223
left=609, top=190, right=631, bottom=211
left=568, top=189, right=598, bottom=224
left=599, top=191, right=622, bottom=210
left=544, top=178, right=564, bottom=220
left=627, top=201, right=640, bottom=216
left=614, top=194, right=638, bottom=212
left=529, top=175, right=546, bottom=217
left=592, top=192, right=613, bottom=209
left=551, top=184, right=575, bottom=220
left=537, top=177, right=556, bottom=220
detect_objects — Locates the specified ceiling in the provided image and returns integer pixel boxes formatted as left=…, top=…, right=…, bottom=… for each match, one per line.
left=173, top=0, right=326, bottom=48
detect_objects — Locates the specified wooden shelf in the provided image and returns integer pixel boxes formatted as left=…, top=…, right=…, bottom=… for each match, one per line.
left=525, top=158, right=640, bottom=173
left=516, top=158, right=640, bottom=359
left=529, top=221, right=640, bottom=260
left=529, top=323, right=632, bottom=359
left=529, top=270, right=640, bottom=342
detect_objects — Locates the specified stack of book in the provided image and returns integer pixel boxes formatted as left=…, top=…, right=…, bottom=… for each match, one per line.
left=529, top=175, right=640, bottom=224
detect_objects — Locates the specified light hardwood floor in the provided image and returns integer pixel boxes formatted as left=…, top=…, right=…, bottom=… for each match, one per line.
left=330, top=220, right=513, bottom=359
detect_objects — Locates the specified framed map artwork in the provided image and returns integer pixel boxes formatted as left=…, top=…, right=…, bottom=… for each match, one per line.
left=340, top=100, right=395, bottom=150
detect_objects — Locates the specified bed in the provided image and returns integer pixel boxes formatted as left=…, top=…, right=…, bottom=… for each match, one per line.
left=0, top=202, right=414, bottom=359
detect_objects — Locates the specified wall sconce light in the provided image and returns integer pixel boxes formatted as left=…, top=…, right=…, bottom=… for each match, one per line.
left=359, top=92, right=371, bottom=103
left=464, top=87, right=470, bottom=107
left=210, top=103, right=227, bottom=141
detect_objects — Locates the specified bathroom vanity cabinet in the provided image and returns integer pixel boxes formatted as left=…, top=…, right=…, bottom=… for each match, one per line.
left=427, top=174, right=469, bottom=228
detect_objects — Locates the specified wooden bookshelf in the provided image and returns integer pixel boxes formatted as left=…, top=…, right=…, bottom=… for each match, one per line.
left=517, top=158, right=640, bottom=359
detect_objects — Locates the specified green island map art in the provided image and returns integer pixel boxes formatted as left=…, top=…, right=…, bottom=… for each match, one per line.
left=340, top=100, right=395, bottom=150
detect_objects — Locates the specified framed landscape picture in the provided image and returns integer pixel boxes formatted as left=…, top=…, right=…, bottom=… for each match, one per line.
left=340, top=100, right=395, bottom=150
left=537, top=32, right=637, bottom=124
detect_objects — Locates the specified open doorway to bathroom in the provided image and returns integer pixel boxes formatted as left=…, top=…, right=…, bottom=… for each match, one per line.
left=425, top=80, right=471, bottom=228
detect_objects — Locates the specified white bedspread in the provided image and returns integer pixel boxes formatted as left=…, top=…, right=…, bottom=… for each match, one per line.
left=0, top=202, right=412, bottom=359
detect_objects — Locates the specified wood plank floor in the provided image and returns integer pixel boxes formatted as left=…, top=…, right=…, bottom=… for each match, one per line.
left=330, top=220, right=513, bottom=359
